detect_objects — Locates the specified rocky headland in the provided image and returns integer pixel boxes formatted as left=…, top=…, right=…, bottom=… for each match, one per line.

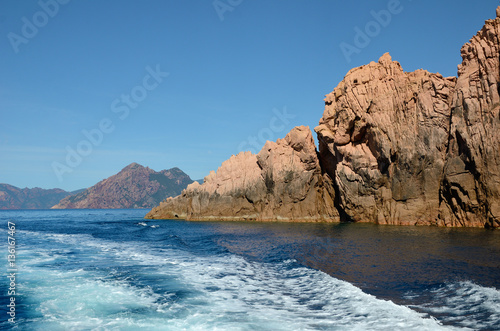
left=147, top=126, right=339, bottom=221
left=146, top=8, right=500, bottom=228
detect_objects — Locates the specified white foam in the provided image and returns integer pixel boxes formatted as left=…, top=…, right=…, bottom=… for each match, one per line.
left=169, top=257, right=451, bottom=330
left=18, top=257, right=171, bottom=330
left=16, top=230, right=454, bottom=330
left=412, top=281, right=500, bottom=330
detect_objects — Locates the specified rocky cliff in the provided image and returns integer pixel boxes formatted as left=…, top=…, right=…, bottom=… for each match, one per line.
left=147, top=8, right=500, bottom=228
left=146, top=126, right=339, bottom=221
left=439, top=12, right=500, bottom=228
left=53, top=163, right=193, bottom=209
left=0, top=184, right=73, bottom=209
left=315, top=54, right=456, bottom=226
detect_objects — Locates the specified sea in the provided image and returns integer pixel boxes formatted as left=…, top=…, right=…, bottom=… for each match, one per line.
left=0, top=209, right=499, bottom=330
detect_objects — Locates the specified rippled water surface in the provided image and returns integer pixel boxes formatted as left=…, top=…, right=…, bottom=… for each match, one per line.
left=0, top=209, right=499, bottom=330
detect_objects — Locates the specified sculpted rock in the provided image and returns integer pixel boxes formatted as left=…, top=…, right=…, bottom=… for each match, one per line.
left=146, top=126, right=339, bottom=221
left=315, top=53, right=456, bottom=225
left=52, top=163, right=193, bottom=209
left=146, top=7, right=500, bottom=228
left=440, top=11, right=500, bottom=228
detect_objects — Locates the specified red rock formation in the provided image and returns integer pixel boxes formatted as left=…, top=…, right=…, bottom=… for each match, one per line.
left=146, top=126, right=339, bottom=221
left=52, top=163, right=193, bottom=209
left=440, top=10, right=500, bottom=228
left=315, top=53, right=456, bottom=225
left=147, top=7, right=500, bottom=228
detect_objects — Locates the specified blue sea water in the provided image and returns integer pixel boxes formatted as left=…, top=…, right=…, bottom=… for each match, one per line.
left=0, top=209, right=499, bottom=330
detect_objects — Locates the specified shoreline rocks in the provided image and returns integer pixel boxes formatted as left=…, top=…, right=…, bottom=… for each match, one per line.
left=146, top=126, right=339, bottom=222
left=147, top=7, right=500, bottom=228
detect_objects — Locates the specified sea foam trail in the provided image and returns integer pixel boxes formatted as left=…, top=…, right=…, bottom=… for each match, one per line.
left=409, top=281, right=500, bottom=330
left=8, top=229, right=456, bottom=330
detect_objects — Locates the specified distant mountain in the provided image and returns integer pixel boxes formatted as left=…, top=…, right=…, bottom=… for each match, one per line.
left=52, top=163, right=193, bottom=209
left=70, top=188, right=86, bottom=195
left=0, top=184, right=73, bottom=209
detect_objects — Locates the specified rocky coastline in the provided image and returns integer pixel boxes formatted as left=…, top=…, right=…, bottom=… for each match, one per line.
left=146, top=8, right=500, bottom=228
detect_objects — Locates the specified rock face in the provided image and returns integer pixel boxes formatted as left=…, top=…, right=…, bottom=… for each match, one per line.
left=440, top=13, right=500, bottom=228
left=53, top=163, right=193, bottom=209
left=147, top=7, right=500, bottom=228
left=313, top=8, right=500, bottom=228
left=0, top=184, right=73, bottom=209
left=315, top=53, right=456, bottom=225
left=146, top=126, right=339, bottom=221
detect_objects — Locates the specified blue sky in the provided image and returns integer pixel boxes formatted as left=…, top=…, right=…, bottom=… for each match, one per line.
left=0, top=0, right=498, bottom=191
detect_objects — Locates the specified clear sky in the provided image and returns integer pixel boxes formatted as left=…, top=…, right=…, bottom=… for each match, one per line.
left=0, top=0, right=498, bottom=191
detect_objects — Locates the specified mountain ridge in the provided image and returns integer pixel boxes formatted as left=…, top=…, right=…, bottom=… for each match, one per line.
left=52, top=163, right=194, bottom=209
left=0, top=184, right=73, bottom=210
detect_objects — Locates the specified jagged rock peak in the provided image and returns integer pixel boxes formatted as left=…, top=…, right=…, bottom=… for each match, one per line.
left=378, top=52, right=392, bottom=67
left=146, top=126, right=339, bottom=222
left=315, top=48, right=456, bottom=225
left=440, top=6, right=500, bottom=228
